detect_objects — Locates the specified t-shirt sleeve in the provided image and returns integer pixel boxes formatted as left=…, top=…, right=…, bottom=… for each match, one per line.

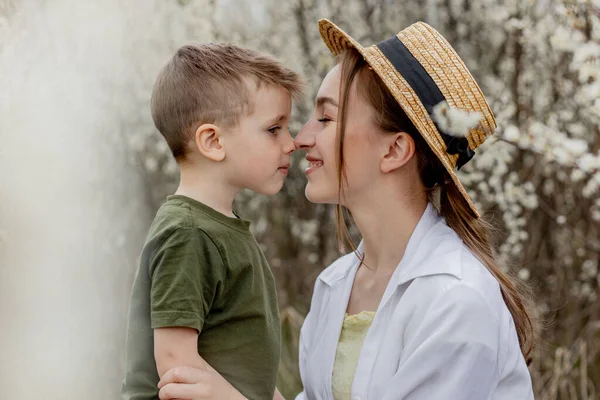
left=149, top=227, right=224, bottom=332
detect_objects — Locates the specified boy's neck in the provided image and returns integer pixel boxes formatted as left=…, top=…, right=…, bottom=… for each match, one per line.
left=175, top=164, right=239, bottom=218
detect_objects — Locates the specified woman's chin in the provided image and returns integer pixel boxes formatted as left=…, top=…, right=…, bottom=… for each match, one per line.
left=304, top=184, right=337, bottom=204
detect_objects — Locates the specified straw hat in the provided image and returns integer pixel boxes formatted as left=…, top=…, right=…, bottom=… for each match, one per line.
left=318, top=19, right=497, bottom=218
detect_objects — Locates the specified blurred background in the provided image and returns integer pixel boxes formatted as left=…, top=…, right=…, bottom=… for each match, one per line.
left=0, top=0, right=599, bottom=399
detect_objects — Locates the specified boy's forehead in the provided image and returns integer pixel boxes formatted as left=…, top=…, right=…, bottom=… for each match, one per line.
left=250, top=82, right=292, bottom=100
left=247, top=83, right=292, bottom=118
left=242, top=76, right=260, bottom=92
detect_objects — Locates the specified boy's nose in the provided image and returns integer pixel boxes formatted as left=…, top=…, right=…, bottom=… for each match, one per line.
left=283, top=131, right=296, bottom=154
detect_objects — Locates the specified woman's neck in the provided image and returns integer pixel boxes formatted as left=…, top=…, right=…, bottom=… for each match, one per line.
left=348, top=186, right=428, bottom=274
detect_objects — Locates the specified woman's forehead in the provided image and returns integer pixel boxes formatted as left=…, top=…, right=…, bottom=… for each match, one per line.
left=316, top=64, right=366, bottom=111
left=316, top=65, right=341, bottom=101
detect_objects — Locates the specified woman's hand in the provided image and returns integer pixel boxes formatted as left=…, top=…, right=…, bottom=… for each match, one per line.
left=158, top=365, right=247, bottom=400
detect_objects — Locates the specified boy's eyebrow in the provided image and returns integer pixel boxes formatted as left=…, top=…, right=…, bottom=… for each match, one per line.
left=268, top=114, right=289, bottom=124
left=315, top=96, right=339, bottom=108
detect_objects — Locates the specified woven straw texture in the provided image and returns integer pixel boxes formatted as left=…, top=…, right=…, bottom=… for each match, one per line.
left=318, top=18, right=497, bottom=217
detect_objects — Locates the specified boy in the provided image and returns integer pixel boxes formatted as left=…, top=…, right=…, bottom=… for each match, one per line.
left=121, top=43, right=302, bottom=400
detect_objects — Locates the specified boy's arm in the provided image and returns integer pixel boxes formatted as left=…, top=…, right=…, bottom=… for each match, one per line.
left=149, top=228, right=225, bottom=376
left=273, top=388, right=286, bottom=400
left=154, top=327, right=207, bottom=378
left=158, top=365, right=247, bottom=400
left=155, top=331, right=282, bottom=400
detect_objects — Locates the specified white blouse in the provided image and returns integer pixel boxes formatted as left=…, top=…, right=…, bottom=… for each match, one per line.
left=295, top=204, right=534, bottom=400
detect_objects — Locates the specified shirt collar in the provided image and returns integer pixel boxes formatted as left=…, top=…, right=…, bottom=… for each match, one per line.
left=318, top=203, right=463, bottom=287
left=393, top=203, right=463, bottom=286
left=318, top=241, right=364, bottom=286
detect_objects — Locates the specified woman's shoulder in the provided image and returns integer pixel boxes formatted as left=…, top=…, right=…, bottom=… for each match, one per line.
left=410, top=222, right=505, bottom=316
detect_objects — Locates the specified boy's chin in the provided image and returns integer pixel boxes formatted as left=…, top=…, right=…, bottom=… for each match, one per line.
left=253, top=181, right=284, bottom=196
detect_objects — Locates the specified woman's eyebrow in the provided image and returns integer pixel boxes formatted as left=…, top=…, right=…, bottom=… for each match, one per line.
left=315, top=96, right=339, bottom=108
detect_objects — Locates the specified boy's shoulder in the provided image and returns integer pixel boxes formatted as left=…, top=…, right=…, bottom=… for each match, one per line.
left=145, top=197, right=197, bottom=244
left=145, top=195, right=253, bottom=250
left=150, top=197, right=193, bottom=231
left=141, top=198, right=228, bottom=276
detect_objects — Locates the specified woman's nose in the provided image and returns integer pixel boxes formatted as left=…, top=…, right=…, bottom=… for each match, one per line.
left=294, top=120, right=316, bottom=150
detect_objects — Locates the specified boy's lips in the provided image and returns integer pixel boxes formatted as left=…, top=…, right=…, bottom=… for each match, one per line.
left=278, top=163, right=290, bottom=175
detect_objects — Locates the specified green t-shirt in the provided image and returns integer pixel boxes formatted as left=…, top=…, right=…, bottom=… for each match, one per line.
left=121, top=195, right=281, bottom=400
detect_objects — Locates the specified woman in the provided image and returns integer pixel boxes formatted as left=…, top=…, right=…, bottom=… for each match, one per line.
left=157, top=18, right=537, bottom=400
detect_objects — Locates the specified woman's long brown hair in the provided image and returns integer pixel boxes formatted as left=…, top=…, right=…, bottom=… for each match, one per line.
left=334, top=49, right=537, bottom=364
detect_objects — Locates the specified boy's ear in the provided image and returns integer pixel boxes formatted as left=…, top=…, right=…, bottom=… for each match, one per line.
left=194, top=124, right=225, bottom=162
left=380, top=131, right=415, bottom=173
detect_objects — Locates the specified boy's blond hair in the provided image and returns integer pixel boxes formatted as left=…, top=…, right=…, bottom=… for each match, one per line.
left=151, top=43, right=303, bottom=161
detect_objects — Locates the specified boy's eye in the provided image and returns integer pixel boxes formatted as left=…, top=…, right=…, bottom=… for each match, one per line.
left=268, top=126, right=281, bottom=135
left=317, top=117, right=332, bottom=124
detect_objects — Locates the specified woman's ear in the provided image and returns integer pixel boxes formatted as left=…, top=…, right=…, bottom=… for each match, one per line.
left=194, top=124, right=226, bottom=162
left=381, top=132, right=415, bottom=173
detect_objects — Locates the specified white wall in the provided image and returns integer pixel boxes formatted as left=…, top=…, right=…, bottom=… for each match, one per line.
left=0, top=1, right=179, bottom=397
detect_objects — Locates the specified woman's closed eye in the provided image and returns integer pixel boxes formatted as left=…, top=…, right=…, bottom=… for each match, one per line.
left=317, top=117, right=332, bottom=124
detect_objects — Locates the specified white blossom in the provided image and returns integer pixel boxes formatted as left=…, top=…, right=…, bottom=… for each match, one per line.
left=431, top=101, right=483, bottom=137
left=143, top=156, right=158, bottom=173
left=571, top=169, right=586, bottom=182
left=578, top=153, right=600, bottom=172
left=518, top=268, right=530, bottom=281
left=503, top=125, right=520, bottom=141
